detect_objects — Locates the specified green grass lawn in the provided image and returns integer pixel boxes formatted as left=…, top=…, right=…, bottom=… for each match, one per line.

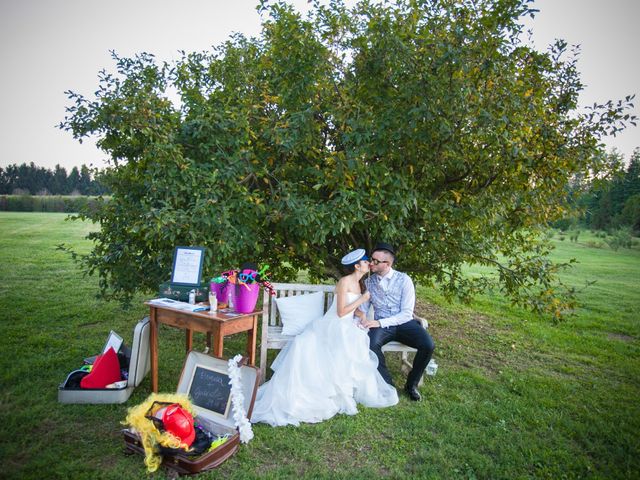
left=1, top=213, right=638, bottom=479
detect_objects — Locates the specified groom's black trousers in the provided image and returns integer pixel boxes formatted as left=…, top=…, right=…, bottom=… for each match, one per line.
left=368, top=319, right=435, bottom=388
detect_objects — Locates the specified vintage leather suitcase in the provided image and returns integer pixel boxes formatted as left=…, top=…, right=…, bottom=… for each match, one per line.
left=123, top=351, right=260, bottom=475
left=58, top=317, right=151, bottom=404
left=158, top=281, right=208, bottom=303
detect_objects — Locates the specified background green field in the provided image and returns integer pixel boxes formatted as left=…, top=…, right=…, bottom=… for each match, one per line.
left=0, top=212, right=638, bottom=479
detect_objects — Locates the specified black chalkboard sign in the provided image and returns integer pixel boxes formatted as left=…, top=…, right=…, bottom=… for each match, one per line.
left=187, top=365, right=232, bottom=417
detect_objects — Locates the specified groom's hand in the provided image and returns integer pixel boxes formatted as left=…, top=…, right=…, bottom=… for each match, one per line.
left=361, top=319, right=381, bottom=329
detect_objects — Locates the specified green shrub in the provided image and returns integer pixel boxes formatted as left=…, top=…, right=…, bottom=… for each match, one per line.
left=605, top=228, right=634, bottom=251
left=1, top=194, right=33, bottom=211
left=0, top=195, right=106, bottom=213
left=552, top=217, right=573, bottom=232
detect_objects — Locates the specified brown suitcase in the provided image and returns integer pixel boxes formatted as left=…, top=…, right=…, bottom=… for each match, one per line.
left=123, top=351, right=260, bottom=475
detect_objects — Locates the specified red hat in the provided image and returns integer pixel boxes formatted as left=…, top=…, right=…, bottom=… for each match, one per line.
left=162, top=403, right=195, bottom=447
left=80, top=347, right=121, bottom=389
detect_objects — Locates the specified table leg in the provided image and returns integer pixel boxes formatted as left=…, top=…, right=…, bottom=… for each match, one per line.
left=150, top=307, right=158, bottom=393
left=213, top=330, right=224, bottom=359
left=186, top=329, right=193, bottom=353
left=246, top=314, right=258, bottom=366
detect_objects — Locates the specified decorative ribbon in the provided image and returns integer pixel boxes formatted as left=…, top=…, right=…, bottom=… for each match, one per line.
left=227, top=355, right=254, bottom=443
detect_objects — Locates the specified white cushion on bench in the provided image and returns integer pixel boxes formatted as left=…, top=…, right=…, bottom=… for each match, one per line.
left=276, top=291, right=324, bottom=336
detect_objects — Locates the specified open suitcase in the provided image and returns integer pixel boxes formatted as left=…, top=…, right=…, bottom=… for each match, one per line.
left=58, top=317, right=151, bottom=404
left=123, top=351, right=260, bottom=475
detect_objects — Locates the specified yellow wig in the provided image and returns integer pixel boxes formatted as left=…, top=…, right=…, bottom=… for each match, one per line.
left=124, top=393, right=197, bottom=472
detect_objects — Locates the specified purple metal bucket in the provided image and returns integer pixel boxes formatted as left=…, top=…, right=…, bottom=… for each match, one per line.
left=210, top=281, right=230, bottom=303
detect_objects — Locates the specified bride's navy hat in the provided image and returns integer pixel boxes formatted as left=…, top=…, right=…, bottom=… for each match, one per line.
left=341, top=248, right=368, bottom=266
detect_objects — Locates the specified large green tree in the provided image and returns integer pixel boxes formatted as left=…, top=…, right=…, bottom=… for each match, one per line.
left=60, top=0, right=636, bottom=318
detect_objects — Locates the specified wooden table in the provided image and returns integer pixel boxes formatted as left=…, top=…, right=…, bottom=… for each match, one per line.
left=146, top=301, right=260, bottom=393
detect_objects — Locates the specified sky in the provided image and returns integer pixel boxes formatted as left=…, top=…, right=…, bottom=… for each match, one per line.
left=0, top=0, right=638, bottom=172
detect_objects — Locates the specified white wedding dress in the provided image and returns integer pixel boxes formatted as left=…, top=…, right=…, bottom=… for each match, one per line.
left=251, top=293, right=398, bottom=427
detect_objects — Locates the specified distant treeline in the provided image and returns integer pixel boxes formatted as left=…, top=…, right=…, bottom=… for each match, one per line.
left=557, top=149, right=640, bottom=233
left=0, top=162, right=110, bottom=195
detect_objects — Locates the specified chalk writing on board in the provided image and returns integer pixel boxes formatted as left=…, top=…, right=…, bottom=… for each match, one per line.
left=187, top=365, right=232, bottom=417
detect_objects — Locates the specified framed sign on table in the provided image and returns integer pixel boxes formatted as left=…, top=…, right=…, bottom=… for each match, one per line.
left=170, top=246, right=205, bottom=286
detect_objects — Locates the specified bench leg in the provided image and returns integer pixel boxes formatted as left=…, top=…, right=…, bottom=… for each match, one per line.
left=259, top=347, right=268, bottom=385
left=401, top=351, right=411, bottom=371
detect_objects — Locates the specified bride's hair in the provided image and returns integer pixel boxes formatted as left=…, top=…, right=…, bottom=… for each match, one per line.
left=343, top=262, right=367, bottom=293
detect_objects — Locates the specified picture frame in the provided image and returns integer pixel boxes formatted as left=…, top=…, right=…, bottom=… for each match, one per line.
left=170, top=246, right=205, bottom=286
left=83, top=330, right=124, bottom=365
left=103, top=330, right=124, bottom=354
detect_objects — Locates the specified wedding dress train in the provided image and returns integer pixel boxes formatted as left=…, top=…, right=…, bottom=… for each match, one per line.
left=251, top=293, right=398, bottom=427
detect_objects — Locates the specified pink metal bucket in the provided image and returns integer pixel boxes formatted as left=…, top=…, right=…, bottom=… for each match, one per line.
left=229, top=282, right=260, bottom=314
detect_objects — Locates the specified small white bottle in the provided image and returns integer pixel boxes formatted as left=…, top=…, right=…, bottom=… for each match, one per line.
left=228, top=288, right=234, bottom=311
left=188, top=289, right=196, bottom=305
left=209, top=290, right=217, bottom=313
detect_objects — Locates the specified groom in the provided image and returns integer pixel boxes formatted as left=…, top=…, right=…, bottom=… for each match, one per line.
left=359, top=242, right=435, bottom=401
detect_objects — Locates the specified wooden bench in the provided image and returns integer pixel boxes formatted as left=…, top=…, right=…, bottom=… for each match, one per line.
left=259, top=282, right=429, bottom=384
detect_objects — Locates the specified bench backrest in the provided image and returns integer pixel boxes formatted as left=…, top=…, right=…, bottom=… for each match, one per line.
left=262, top=283, right=336, bottom=327
left=258, top=282, right=427, bottom=384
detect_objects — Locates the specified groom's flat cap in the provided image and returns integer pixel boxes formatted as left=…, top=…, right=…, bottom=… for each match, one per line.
left=373, top=242, right=395, bottom=255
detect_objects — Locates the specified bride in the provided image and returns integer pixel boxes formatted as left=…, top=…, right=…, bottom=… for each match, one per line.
left=251, top=249, right=399, bottom=427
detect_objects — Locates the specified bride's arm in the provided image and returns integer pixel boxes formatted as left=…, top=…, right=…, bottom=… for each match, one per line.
left=336, top=281, right=371, bottom=317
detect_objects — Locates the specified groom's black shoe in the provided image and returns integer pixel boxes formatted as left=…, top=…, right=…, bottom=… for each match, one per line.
left=404, top=384, right=422, bottom=401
